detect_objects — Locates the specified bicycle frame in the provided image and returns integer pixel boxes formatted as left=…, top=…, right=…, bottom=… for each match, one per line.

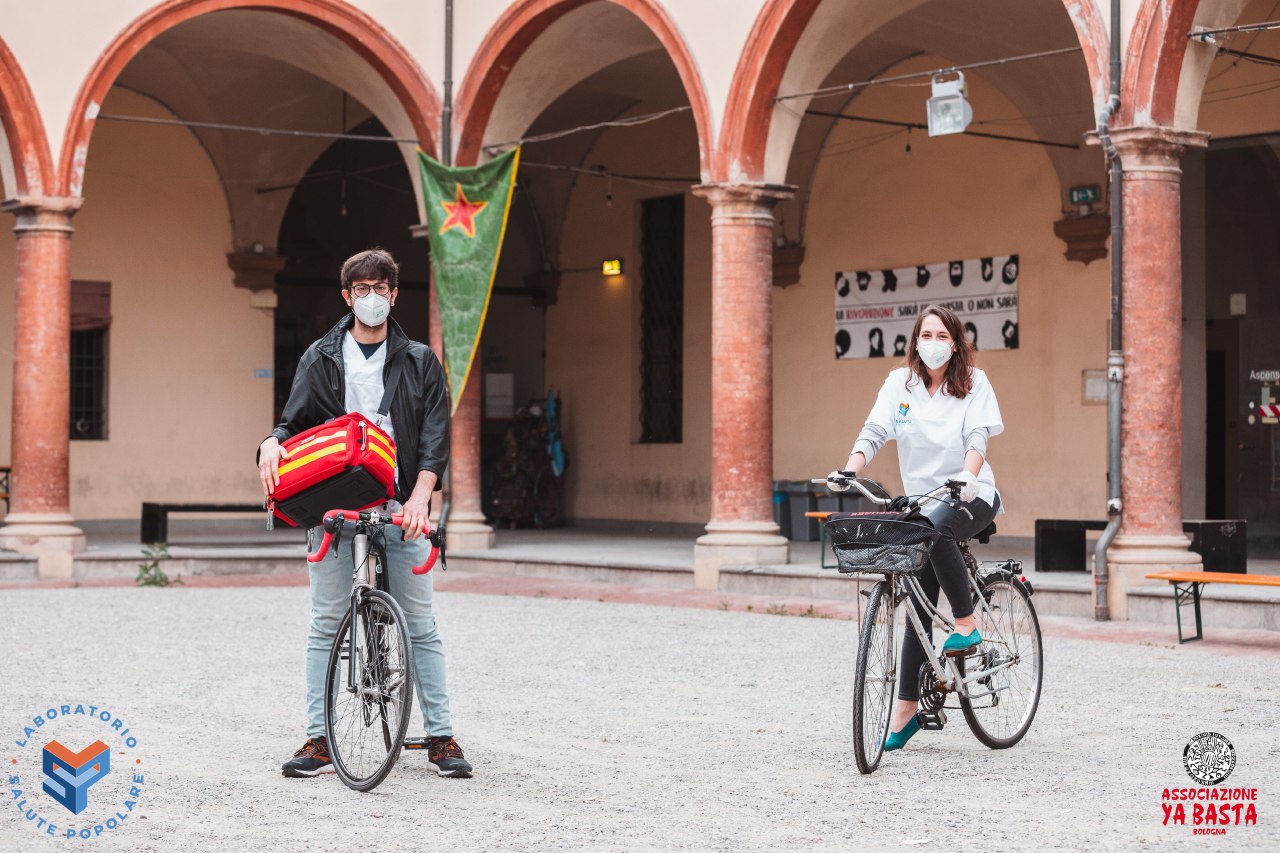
left=822, top=475, right=1021, bottom=703
left=892, top=565, right=1013, bottom=701
left=345, top=530, right=384, bottom=699
left=306, top=509, right=443, bottom=705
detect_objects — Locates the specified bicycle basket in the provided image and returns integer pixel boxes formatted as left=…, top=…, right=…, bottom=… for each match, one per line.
left=824, top=512, right=939, bottom=574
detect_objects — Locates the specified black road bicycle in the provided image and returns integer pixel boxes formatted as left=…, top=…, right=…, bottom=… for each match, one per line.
left=306, top=509, right=445, bottom=791
left=815, top=475, right=1044, bottom=775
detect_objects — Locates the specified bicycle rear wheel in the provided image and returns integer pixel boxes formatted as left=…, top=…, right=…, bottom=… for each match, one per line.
left=852, top=580, right=896, bottom=774
left=325, top=588, right=416, bottom=791
left=957, top=575, right=1042, bottom=749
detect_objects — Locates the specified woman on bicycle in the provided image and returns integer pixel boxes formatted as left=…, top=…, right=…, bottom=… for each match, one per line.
left=831, top=304, right=1004, bottom=752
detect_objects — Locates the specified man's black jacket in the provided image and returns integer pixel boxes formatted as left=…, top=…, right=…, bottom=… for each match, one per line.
left=266, top=314, right=449, bottom=501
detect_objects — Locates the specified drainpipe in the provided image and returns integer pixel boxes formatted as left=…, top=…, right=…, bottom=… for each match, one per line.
left=438, top=0, right=455, bottom=529
left=442, top=0, right=454, bottom=165
left=1092, top=0, right=1124, bottom=621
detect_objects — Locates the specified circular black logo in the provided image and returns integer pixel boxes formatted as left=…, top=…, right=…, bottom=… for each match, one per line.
left=1183, top=732, right=1236, bottom=785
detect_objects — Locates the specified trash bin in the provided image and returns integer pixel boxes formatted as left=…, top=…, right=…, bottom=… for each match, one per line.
left=772, top=483, right=792, bottom=540
left=773, top=480, right=818, bottom=541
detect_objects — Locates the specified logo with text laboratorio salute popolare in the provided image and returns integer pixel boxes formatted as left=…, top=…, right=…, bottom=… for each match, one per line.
left=8, top=703, right=145, bottom=841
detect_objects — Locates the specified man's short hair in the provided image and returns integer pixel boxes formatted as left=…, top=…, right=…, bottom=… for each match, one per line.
left=341, top=248, right=399, bottom=291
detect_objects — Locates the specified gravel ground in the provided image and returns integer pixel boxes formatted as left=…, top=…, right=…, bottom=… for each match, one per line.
left=1, top=585, right=1276, bottom=852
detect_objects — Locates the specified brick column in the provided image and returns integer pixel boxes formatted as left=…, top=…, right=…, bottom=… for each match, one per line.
left=408, top=223, right=445, bottom=360
left=0, top=196, right=85, bottom=578
left=691, top=182, right=794, bottom=589
left=446, top=355, right=494, bottom=550
left=1105, top=127, right=1208, bottom=618
left=410, top=223, right=481, bottom=543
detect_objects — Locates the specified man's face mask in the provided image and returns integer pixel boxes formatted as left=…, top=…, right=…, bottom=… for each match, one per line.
left=353, top=292, right=391, bottom=326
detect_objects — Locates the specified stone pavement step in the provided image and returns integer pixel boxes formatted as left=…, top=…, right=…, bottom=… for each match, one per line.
left=7, top=566, right=1279, bottom=657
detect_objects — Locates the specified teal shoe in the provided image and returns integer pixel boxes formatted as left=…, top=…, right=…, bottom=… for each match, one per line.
left=883, top=714, right=921, bottom=751
left=943, top=628, right=982, bottom=656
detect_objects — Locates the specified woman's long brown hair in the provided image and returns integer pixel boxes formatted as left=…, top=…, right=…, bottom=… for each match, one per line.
left=905, top=304, right=975, bottom=398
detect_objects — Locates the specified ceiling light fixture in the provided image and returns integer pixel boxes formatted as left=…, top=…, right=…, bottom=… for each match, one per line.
left=926, top=71, right=973, bottom=137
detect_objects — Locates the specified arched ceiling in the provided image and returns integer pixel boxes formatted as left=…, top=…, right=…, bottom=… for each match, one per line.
left=106, top=9, right=422, bottom=248
left=775, top=0, right=1101, bottom=235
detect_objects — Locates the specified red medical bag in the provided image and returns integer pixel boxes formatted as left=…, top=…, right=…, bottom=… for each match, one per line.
left=268, top=412, right=397, bottom=528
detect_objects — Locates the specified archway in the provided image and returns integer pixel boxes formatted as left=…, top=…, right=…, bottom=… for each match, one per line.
left=0, top=35, right=53, bottom=197
left=720, top=0, right=1112, bottom=183
left=58, top=0, right=439, bottom=198
left=43, top=0, right=442, bottom=522
left=449, top=0, right=713, bottom=535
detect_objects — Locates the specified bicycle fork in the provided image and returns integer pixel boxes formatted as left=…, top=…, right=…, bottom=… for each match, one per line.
left=345, top=533, right=372, bottom=694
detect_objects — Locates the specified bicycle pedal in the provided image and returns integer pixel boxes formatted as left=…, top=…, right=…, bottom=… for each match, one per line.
left=403, top=737, right=429, bottom=750
left=917, top=709, right=947, bottom=731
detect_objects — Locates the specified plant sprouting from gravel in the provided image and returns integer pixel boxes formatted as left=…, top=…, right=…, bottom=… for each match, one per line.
left=137, top=542, right=181, bottom=587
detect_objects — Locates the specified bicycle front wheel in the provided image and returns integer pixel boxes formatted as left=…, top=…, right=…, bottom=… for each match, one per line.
left=852, top=580, right=896, bottom=774
left=325, top=588, right=416, bottom=791
left=958, top=575, right=1043, bottom=749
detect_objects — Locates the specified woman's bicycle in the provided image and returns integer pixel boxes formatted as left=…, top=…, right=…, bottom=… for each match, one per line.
left=306, top=508, right=446, bottom=791
left=815, top=475, right=1043, bottom=775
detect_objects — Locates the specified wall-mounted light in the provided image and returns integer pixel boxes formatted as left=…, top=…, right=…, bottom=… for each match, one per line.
left=926, top=71, right=972, bottom=137
left=602, top=259, right=623, bottom=276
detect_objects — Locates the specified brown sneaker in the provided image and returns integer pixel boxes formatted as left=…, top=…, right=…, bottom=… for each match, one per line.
left=426, top=736, right=473, bottom=778
left=281, top=736, right=333, bottom=777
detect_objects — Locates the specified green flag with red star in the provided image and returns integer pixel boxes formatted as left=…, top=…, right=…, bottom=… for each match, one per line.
left=417, top=146, right=521, bottom=414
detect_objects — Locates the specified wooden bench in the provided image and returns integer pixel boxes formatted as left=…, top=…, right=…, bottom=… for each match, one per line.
left=1145, top=570, right=1280, bottom=643
left=141, top=502, right=265, bottom=543
left=807, top=511, right=836, bottom=568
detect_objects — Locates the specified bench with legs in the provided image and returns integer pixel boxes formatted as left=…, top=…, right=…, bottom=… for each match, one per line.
left=141, top=502, right=265, bottom=543
left=1144, top=570, right=1280, bottom=643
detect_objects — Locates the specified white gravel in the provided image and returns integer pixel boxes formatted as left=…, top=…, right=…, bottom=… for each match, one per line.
left=1, top=585, right=1277, bottom=851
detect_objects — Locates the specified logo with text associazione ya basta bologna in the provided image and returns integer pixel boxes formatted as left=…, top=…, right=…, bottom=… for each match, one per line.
left=8, top=703, right=145, bottom=841
left=1160, top=731, right=1261, bottom=837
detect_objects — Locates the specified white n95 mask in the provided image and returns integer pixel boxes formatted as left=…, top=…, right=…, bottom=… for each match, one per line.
left=917, top=339, right=953, bottom=370
left=353, top=293, right=391, bottom=327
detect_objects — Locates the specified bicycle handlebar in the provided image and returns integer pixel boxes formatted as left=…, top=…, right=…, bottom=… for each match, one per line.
left=809, top=473, right=962, bottom=510
left=305, top=509, right=441, bottom=575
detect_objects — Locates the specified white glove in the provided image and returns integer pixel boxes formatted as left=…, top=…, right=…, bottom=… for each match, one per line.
left=952, top=471, right=978, bottom=502
left=827, top=470, right=854, bottom=492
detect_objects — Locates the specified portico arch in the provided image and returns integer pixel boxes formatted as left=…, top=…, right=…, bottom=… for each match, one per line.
left=57, top=0, right=441, bottom=198
left=0, top=35, right=53, bottom=197
left=453, top=0, right=713, bottom=173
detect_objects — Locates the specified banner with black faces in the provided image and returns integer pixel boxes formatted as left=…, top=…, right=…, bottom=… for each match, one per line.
left=834, top=254, right=1020, bottom=360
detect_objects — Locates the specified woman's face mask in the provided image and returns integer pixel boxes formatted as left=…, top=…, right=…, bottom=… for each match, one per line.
left=917, top=338, right=953, bottom=370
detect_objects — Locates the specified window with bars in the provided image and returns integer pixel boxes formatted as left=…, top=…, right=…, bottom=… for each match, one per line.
left=71, top=281, right=110, bottom=440
left=639, top=195, right=684, bottom=443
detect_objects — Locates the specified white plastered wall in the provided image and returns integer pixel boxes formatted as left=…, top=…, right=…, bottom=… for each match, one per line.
left=773, top=57, right=1110, bottom=537
left=546, top=112, right=710, bottom=524
left=69, top=89, right=272, bottom=518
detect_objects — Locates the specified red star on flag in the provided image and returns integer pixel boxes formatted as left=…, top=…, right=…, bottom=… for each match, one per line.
left=439, top=184, right=488, bottom=238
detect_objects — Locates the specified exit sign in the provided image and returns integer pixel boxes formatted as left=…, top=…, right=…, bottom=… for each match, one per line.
left=1070, top=185, right=1100, bottom=205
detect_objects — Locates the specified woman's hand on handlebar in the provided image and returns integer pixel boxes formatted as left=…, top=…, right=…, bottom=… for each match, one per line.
left=826, top=469, right=857, bottom=492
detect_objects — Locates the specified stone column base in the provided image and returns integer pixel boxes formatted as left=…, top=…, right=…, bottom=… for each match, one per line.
left=446, top=511, right=495, bottom=552
left=0, top=513, right=86, bottom=579
left=693, top=520, right=789, bottom=590
left=1105, top=532, right=1201, bottom=619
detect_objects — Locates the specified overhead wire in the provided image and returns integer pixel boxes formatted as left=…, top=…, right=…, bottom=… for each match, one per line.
left=774, top=46, right=1083, bottom=103
left=480, top=105, right=692, bottom=153
left=97, top=112, right=418, bottom=144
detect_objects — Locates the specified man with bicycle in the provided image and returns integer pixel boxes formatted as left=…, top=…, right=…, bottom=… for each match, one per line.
left=257, top=248, right=472, bottom=779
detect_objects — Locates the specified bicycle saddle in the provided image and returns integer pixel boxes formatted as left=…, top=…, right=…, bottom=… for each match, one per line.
left=971, top=522, right=997, bottom=545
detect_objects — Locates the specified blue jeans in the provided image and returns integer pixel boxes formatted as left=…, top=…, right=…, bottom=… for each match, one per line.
left=305, top=526, right=453, bottom=738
